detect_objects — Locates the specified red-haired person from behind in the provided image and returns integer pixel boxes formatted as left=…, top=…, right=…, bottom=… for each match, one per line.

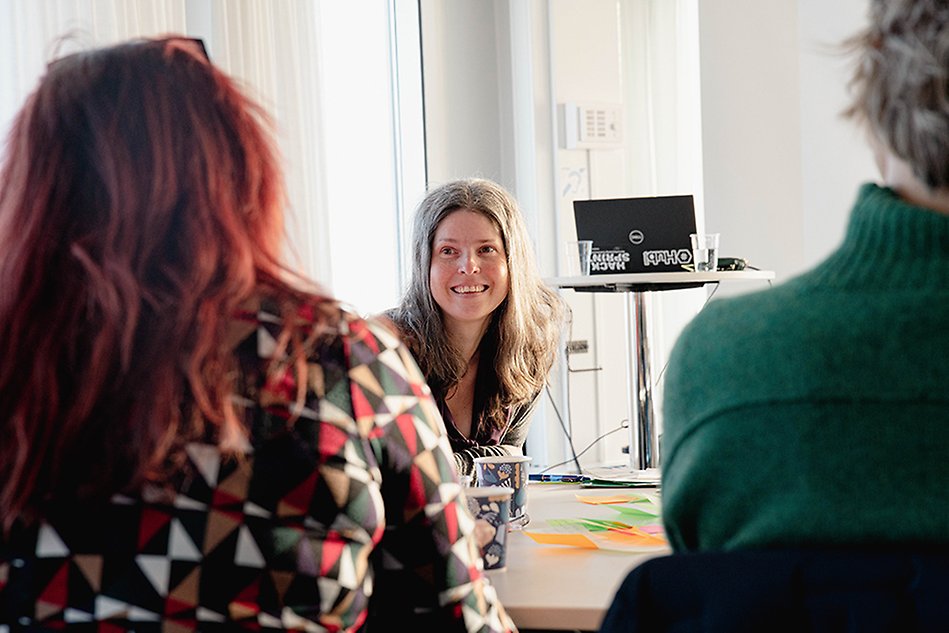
left=0, top=36, right=515, bottom=632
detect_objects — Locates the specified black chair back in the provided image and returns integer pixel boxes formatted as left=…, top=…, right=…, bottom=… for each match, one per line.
left=599, top=548, right=949, bottom=633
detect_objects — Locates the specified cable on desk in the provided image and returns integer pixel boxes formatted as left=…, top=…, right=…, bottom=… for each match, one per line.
left=550, top=304, right=597, bottom=473
left=544, top=382, right=582, bottom=474
left=541, top=419, right=629, bottom=474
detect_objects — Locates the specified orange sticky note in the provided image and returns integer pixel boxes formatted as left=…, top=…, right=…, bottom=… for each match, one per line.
left=523, top=531, right=599, bottom=549
left=575, top=493, right=645, bottom=505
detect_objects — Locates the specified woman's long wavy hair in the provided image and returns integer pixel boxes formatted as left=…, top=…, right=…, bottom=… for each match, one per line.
left=0, top=37, right=310, bottom=525
left=844, top=0, right=949, bottom=188
left=388, top=178, right=565, bottom=427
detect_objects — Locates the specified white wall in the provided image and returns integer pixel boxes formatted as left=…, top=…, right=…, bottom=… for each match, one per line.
left=549, top=0, right=629, bottom=469
left=797, top=0, right=877, bottom=265
left=699, top=0, right=875, bottom=287
left=420, top=0, right=507, bottom=188
left=698, top=1, right=804, bottom=285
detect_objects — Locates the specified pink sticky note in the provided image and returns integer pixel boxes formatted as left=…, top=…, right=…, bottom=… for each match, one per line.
left=605, top=526, right=668, bottom=546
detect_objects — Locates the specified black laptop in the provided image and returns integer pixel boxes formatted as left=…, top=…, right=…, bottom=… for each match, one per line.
left=573, top=195, right=697, bottom=274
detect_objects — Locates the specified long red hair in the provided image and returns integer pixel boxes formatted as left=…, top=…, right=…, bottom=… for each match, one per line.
left=0, top=37, right=305, bottom=524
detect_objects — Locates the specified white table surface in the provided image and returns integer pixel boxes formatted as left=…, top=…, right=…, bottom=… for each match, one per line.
left=485, top=483, right=671, bottom=631
left=547, top=269, right=775, bottom=289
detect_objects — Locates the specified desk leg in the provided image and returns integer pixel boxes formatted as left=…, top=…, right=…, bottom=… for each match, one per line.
left=625, top=292, right=659, bottom=470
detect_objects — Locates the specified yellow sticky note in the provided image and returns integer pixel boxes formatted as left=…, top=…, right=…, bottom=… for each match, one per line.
left=523, top=531, right=599, bottom=549
left=575, top=493, right=645, bottom=505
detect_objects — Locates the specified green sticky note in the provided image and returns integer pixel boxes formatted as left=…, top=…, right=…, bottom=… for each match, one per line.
left=610, top=505, right=659, bottom=519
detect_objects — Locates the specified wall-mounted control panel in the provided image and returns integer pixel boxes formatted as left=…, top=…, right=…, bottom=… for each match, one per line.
left=560, top=102, right=623, bottom=149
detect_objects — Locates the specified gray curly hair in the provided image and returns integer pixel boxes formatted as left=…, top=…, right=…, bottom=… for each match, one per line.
left=844, top=0, right=949, bottom=188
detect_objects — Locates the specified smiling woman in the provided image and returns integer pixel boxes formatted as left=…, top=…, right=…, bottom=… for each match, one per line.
left=383, top=178, right=567, bottom=476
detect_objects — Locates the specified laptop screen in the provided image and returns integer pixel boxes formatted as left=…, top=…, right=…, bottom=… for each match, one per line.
left=573, top=195, right=697, bottom=274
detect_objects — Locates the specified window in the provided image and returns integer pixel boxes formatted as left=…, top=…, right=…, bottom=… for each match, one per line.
left=0, top=0, right=427, bottom=318
left=316, top=0, right=425, bottom=316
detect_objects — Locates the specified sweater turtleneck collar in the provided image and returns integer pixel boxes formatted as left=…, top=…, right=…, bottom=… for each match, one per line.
left=807, top=183, right=949, bottom=290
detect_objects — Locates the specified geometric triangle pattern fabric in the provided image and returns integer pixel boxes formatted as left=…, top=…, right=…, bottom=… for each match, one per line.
left=0, top=297, right=514, bottom=632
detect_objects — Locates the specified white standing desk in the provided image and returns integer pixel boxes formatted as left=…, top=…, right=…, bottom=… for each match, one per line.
left=547, top=270, right=775, bottom=473
left=485, top=483, right=671, bottom=631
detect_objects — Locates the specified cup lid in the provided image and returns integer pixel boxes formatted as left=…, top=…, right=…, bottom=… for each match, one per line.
left=473, top=455, right=532, bottom=464
left=465, top=485, right=514, bottom=499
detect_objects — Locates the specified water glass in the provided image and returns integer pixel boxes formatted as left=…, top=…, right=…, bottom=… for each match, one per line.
left=690, top=233, right=720, bottom=272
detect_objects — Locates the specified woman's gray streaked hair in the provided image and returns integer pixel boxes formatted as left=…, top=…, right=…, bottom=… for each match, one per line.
left=387, top=178, right=565, bottom=426
left=844, top=0, right=949, bottom=188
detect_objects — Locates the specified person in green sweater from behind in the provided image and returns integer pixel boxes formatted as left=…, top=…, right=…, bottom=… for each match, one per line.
left=661, top=0, right=949, bottom=553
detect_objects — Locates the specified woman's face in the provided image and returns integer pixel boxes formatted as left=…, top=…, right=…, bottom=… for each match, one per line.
left=429, top=209, right=510, bottom=335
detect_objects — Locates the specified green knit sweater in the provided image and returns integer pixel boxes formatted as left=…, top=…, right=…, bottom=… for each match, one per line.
left=661, top=183, right=949, bottom=552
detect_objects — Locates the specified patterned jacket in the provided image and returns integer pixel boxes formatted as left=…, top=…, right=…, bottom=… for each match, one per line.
left=0, top=297, right=516, bottom=632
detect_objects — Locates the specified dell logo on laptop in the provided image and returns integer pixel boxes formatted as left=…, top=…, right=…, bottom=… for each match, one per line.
left=628, top=230, right=644, bottom=245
